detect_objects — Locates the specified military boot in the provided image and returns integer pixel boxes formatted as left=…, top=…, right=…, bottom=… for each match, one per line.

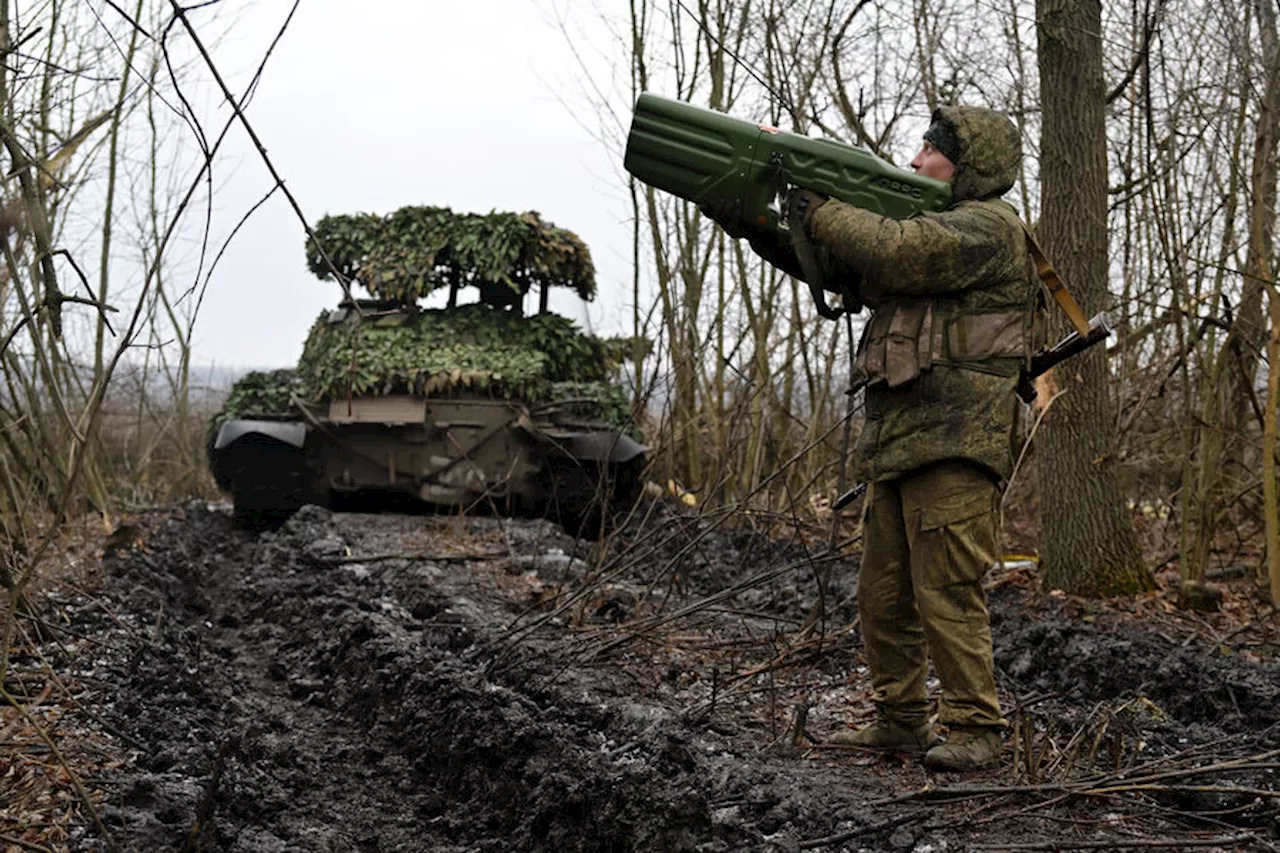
left=828, top=719, right=937, bottom=752
left=923, top=726, right=1003, bottom=771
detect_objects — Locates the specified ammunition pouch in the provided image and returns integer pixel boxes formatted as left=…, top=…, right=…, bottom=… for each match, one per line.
left=854, top=303, right=1027, bottom=389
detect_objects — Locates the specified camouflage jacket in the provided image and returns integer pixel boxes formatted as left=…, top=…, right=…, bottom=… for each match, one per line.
left=805, top=106, right=1035, bottom=484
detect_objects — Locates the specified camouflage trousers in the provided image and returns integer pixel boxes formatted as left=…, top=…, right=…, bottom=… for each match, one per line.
left=859, top=460, right=1007, bottom=730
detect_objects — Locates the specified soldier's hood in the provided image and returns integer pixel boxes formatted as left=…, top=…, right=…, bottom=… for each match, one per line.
left=933, top=105, right=1021, bottom=202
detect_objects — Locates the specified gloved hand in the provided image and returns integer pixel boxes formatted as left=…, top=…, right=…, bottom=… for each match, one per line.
left=786, top=187, right=828, bottom=227
left=699, top=198, right=751, bottom=239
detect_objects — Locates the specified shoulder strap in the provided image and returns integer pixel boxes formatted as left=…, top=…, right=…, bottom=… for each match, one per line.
left=1019, top=221, right=1092, bottom=338
left=786, top=193, right=853, bottom=319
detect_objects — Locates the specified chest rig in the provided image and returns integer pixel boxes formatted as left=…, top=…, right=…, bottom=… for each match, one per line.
left=848, top=215, right=1099, bottom=391
left=853, top=299, right=1032, bottom=388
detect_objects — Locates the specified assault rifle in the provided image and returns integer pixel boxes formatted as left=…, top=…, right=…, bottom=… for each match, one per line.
left=623, top=93, right=1111, bottom=412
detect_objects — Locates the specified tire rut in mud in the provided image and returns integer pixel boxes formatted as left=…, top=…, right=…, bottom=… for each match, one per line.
left=87, top=506, right=894, bottom=852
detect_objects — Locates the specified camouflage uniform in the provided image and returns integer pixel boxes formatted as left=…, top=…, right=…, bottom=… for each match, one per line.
left=801, top=107, right=1033, bottom=736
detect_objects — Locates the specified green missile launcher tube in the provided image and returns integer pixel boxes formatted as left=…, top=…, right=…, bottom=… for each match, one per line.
left=624, top=93, right=951, bottom=245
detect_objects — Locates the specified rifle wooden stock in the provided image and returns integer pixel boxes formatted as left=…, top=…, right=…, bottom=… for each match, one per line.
left=1016, top=314, right=1112, bottom=403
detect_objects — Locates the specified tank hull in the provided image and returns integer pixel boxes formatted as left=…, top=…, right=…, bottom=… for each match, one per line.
left=210, top=394, right=644, bottom=534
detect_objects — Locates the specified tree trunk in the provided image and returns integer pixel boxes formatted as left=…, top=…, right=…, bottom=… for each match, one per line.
left=1190, top=2, right=1279, bottom=584
left=1250, top=0, right=1280, bottom=607
left=1035, top=0, right=1152, bottom=596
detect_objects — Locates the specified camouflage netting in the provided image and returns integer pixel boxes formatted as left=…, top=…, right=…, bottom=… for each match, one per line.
left=207, top=369, right=307, bottom=435
left=306, top=207, right=596, bottom=303
left=213, top=207, right=638, bottom=438
left=297, top=302, right=610, bottom=397
left=205, top=368, right=308, bottom=471
left=216, top=306, right=637, bottom=435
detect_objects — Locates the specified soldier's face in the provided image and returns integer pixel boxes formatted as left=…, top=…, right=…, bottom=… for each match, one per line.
left=910, top=141, right=956, bottom=183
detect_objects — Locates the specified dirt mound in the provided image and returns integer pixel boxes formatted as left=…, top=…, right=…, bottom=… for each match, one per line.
left=993, top=593, right=1280, bottom=731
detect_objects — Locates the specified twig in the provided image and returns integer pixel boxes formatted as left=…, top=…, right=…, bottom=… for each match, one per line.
left=580, top=550, right=849, bottom=661
left=48, top=248, right=117, bottom=334
left=0, top=834, right=57, bottom=853
left=179, top=741, right=229, bottom=853
left=798, top=809, right=928, bottom=849
left=1125, top=752, right=1280, bottom=785
left=973, top=834, right=1260, bottom=851
left=875, top=747, right=1280, bottom=808
left=1211, top=604, right=1277, bottom=652
left=0, top=685, right=119, bottom=853
left=167, top=0, right=355, bottom=304
left=65, top=583, right=145, bottom=641
left=1083, top=782, right=1280, bottom=798
left=101, top=0, right=153, bottom=40
left=322, top=550, right=508, bottom=566
left=500, top=411, right=857, bottom=659
left=680, top=621, right=858, bottom=719
left=491, top=508, right=691, bottom=651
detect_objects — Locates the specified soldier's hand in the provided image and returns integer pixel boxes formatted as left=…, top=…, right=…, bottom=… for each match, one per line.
left=786, top=187, right=828, bottom=226
left=699, top=198, right=751, bottom=239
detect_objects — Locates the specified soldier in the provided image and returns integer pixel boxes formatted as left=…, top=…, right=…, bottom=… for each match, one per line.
left=729, top=106, right=1033, bottom=771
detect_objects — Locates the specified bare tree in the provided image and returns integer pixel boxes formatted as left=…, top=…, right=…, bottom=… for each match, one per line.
left=1250, top=0, right=1280, bottom=607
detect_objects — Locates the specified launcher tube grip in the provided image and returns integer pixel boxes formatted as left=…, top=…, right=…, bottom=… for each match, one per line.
left=785, top=186, right=843, bottom=318
left=1016, top=313, right=1111, bottom=403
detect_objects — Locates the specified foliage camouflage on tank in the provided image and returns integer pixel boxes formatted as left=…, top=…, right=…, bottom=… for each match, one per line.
left=296, top=303, right=608, bottom=397
left=215, top=307, right=639, bottom=438
left=543, top=380, right=637, bottom=437
left=208, top=368, right=304, bottom=432
left=306, top=207, right=595, bottom=303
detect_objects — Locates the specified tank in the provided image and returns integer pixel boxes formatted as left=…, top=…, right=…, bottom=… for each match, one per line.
left=207, top=207, right=646, bottom=536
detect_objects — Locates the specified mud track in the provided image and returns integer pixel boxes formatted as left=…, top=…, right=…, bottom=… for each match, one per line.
left=53, top=504, right=1280, bottom=851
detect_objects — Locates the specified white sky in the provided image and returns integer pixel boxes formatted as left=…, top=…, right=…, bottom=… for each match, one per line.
left=185, top=1, right=632, bottom=369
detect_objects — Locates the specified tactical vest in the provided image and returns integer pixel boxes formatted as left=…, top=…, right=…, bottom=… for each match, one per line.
left=851, top=215, right=1045, bottom=390
left=852, top=300, right=1036, bottom=388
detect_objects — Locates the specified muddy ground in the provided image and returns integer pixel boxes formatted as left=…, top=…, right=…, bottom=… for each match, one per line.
left=7, top=499, right=1280, bottom=852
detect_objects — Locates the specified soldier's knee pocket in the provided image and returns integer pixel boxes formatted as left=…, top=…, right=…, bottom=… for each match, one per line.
left=915, top=486, right=998, bottom=615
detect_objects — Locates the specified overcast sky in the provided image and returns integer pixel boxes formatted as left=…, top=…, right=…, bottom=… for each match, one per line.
left=184, top=1, right=630, bottom=369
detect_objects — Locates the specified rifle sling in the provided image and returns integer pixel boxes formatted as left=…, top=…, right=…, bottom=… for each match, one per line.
left=1020, top=221, right=1091, bottom=338
left=788, top=198, right=843, bottom=320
